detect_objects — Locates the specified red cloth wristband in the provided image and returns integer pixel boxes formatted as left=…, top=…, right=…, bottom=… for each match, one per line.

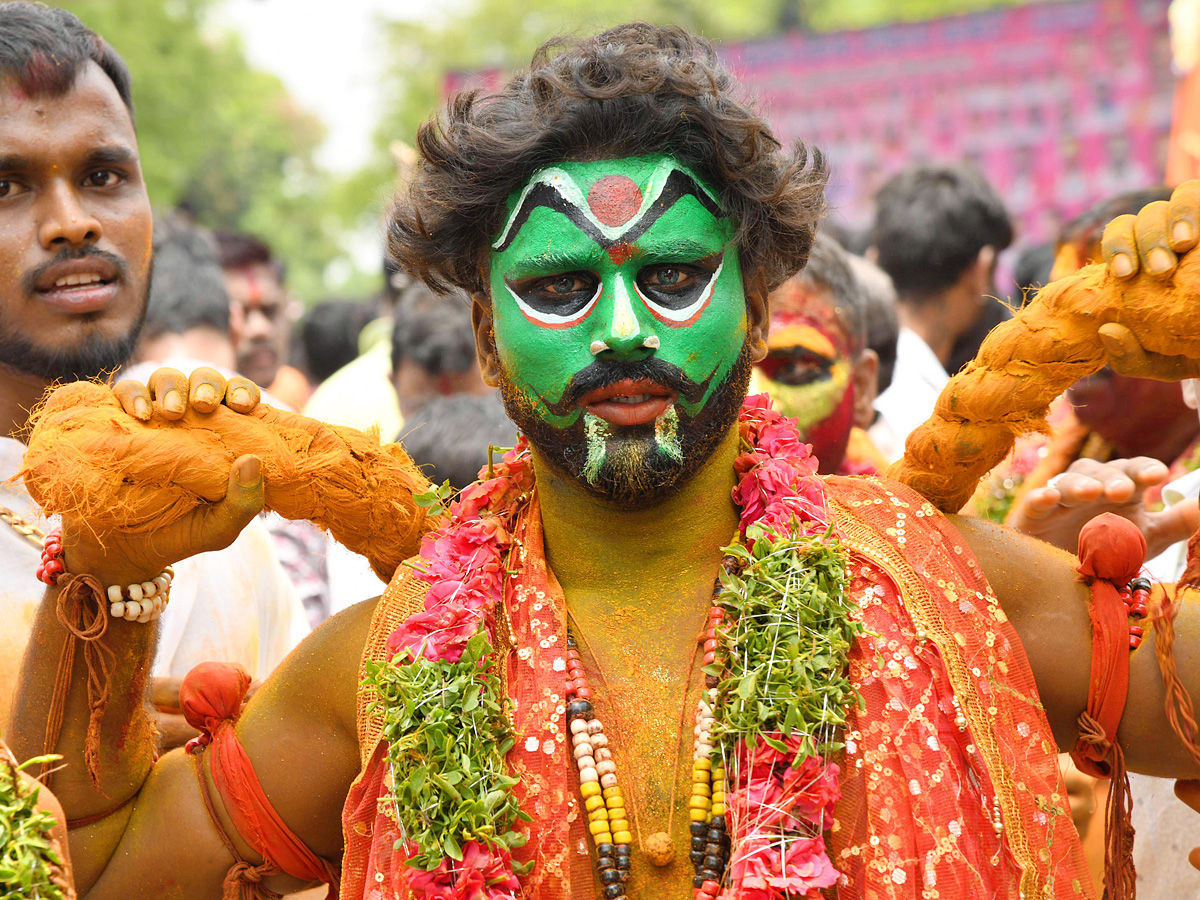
left=1070, top=513, right=1145, bottom=778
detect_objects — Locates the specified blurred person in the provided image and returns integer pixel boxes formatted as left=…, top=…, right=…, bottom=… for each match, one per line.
left=131, top=213, right=235, bottom=369
left=390, top=281, right=492, bottom=422
left=215, top=228, right=309, bottom=409
left=303, top=257, right=404, bottom=437
left=399, top=392, right=519, bottom=491
left=312, top=280, right=493, bottom=620
left=848, top=252, right=901, bottom=456
left=751, top=234, right=883, bottom=475
left=300, top=297, right=376, bottom=387
left=870, top=164, right=1014, bottom=461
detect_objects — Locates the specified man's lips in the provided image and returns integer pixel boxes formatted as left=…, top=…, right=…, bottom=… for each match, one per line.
left=578, top=378, right=676, bottom=427
left=33, top=257, right=121, bottom=314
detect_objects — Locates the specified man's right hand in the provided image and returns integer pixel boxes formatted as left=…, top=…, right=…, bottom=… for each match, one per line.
left=61, top=367, right=266, bottom=585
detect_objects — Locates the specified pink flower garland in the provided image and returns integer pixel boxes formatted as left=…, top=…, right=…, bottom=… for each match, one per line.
left=387, top=395, right=845, bottom=899
left=733, top=394, right=831, bottom=539
left=406, top=841, right=522, bottom=900
left=385, top=446, right=534, bottom=665
left=723, top=395, right=844, bottom=900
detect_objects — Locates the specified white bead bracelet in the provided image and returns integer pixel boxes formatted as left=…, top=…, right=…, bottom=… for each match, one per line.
left=106, top=566, right=174, bottom=623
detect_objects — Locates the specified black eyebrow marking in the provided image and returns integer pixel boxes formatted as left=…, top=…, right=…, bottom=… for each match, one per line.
left=494, top=169, right=725, bottom=253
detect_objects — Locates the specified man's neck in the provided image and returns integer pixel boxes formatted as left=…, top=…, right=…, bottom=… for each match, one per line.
left=898, top=293, right=957, bottom=368
left=534, top=424, right=742, bottom=623
left=0, top=363, right=48, bottom=442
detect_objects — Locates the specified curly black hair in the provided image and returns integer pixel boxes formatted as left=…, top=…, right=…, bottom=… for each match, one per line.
left=389, top=23, right=827, bottom=296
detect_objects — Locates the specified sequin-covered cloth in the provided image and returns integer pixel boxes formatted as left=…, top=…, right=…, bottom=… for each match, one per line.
left=342, top=476, right=1092, bottom=900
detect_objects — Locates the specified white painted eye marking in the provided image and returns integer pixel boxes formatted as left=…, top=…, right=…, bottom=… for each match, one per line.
left=505, top=281, right=602, bottom=329
left=635, top=261, right=723, bottom=326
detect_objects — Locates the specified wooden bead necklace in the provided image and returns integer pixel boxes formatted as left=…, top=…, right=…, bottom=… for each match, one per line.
left=565, top=557, right=740, bottom=900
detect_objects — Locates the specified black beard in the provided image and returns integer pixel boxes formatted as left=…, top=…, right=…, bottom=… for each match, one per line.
left=499, top=344, right=753, bottom=508
left=0, top=252, right=149, bottom=383
left=0, top=323, right=143, bottom=383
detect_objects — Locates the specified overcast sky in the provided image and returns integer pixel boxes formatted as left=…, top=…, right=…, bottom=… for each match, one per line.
left=223, top=0, right=432, bottom=174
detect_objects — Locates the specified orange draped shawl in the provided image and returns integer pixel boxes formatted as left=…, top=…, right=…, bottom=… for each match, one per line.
left=342, top=476, right=1091, bottom=900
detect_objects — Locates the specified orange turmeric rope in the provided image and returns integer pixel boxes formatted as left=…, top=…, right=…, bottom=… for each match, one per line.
left=890, top=259, right=1200, bottom=512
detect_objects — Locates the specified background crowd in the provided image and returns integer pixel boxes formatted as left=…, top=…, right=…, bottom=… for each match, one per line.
left=5, top=0, right=1200, bottom=897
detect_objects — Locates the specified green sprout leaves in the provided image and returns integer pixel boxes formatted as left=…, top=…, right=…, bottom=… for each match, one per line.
left=713, top=523, right=865, bottom=766
left=363, top=630, right=529, bottom=872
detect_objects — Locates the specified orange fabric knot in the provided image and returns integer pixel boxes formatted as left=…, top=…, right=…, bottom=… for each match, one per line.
left=1072, top=512, right=1144, bottom=900
left=1077, top=513, right=1146, bottom=585
left=1071, top=513, right=1144, bottom=778
left=181, top=661, right=251, bottom=755
left=182, top=660, right=340, bottom=896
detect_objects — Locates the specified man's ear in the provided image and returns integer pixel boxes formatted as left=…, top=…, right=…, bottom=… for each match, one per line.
left=851, top=348, right=880, bottom=430
left=472, top=293, right=501, bottom=387
left=966, top=245, right=996, bottom=297
left=744, top=271, right=771, bottom=363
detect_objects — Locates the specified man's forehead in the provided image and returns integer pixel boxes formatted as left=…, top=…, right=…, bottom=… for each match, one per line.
left=0, top=63, right=135, bottom=153
left=492, top=154, right=725, bottom=254
left=769, top=282, right=853, bottom=352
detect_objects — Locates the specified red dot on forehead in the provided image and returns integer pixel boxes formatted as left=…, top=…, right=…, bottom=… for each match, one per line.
left=587, top=175, right=643, bottom=227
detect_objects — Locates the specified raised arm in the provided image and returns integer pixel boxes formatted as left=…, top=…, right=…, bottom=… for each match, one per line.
left=953, top=513, right=1200, bottom=779
left=5, top=368, right=389, bottom=894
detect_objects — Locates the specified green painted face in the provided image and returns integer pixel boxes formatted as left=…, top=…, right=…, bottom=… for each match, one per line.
left=489, top=155, right=746, bottom=432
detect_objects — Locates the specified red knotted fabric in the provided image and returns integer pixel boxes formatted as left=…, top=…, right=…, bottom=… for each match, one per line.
left=1071, top=513, right=1144, bottom=777
left=1070, top=512, right=1145, bottom=900
left=181, top=661, right=340, bottom=900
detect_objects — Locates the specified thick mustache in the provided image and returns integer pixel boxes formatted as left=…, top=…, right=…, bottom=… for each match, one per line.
left=23, top=247, right=128, bottom=294
left=546, top=357, right=706, bottom=418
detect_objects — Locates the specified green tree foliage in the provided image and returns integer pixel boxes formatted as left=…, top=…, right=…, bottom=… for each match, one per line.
left=58, top=0, right=357, bottom=300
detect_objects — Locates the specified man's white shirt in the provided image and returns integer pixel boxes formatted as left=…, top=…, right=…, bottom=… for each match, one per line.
left=870, top=327, right=950, bottom=463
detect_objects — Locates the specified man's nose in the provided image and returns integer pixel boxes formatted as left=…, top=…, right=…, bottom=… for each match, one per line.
left=37, top=182, right=102, bottom=249
left=243, top=307, right=273, bottom=340
left=598, top=277, right=650, bottom=356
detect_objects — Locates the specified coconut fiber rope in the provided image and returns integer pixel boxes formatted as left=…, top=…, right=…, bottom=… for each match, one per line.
left=19, top=381, right=438, bottom=583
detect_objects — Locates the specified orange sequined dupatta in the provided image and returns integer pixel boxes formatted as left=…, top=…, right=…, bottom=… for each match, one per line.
left=826, top=476, right=1093, bottom=900
left=344, top=478, right=1092, bottom=900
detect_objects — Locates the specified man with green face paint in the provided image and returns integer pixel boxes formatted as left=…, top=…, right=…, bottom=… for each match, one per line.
left=16, top=22, right=1200, bottom=900
left=489, top=155, right=751, bottom=503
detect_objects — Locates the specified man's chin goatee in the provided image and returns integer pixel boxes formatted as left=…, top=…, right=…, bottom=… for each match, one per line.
left=499, top=345, right=752, bottom=508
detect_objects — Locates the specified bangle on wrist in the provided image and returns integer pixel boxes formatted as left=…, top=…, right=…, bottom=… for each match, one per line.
left=38, top=529, right=174, bottom=623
